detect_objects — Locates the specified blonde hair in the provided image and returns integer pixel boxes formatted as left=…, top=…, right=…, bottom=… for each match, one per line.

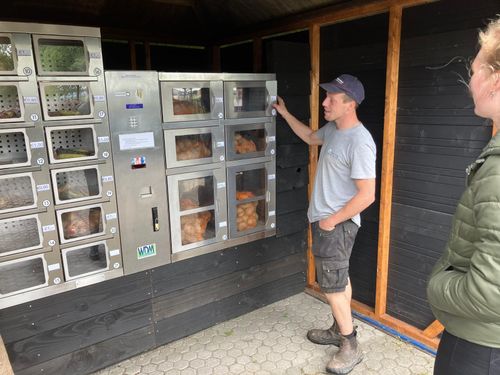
left=479, top=15, right=500, bottom=73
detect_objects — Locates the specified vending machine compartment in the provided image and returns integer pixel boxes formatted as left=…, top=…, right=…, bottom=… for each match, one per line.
left=223, top=75, right=277, bottom=119
left=0, top=128, right=32, bottom=169
left=226, top=159, right=276, bottom=238
left=51, top=165, right=102, bottom=205
left=45, top=124, right=98, bottom=163
left=61, top=240, right=111, bottom=280
left=164, top=125, right=224, bottom=169
left=56, top=203, right=108, bottom=244
left=0, top=255, right=48, bottom=297
left=0, top=82, right=24, bottom=123
left=167, top=168, right=227, bottom=253
left=0, top=172, right=37, bottom=213
left=0, top=211, right=60, bottom=258
left=159, top=73, right=223, bottom=123
left=39, top=80, right=95, bottom=121
left=225, top=118, right=276, bottom=161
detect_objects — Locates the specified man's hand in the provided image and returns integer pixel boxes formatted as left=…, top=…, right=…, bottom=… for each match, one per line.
left=273, top=96, right=289, bottom=118
left=319, top=217, right=336, bottom=231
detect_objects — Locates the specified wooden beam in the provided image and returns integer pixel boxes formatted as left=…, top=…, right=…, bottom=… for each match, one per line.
left=144, top=41, right=152, bottom=70
left=129, top=40, right=137, bottom=70
left=423, top=320, right=444, bottom=339
left=306, top=23, right=321, bottom=287
left=217, top=0, right=437, bottom=45
left=253, top=37, right=263, bottom=73
left=211, top=45, right=221, bottom=73
left=375, top=4, right=402, bottom=317
left=0, top=336, right=14, bottom=375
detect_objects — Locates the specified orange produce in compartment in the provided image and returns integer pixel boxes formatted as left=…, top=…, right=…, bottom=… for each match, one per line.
left=181, top=211, right=212, bottom=245
left=234, top=134, right=257, bottom=154
left=176, top=137, right=212, bottom=160
left=236, top=190, right=259, bottom=232
left=236, top=191, right=255, bottom=200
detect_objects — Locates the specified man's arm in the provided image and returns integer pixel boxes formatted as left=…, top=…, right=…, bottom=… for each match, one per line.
left=273, top=96, right=323, bottom=146
left=319, top=178, right=376, bottom=230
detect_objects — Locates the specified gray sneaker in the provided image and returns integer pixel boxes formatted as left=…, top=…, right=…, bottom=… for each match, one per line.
left=307, top=320, right=342, bottom=346
left=326, top=333, right=363, bottom=374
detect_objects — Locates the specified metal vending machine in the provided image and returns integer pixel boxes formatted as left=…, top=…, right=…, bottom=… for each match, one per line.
left=105, top=71, right=171, bottom=273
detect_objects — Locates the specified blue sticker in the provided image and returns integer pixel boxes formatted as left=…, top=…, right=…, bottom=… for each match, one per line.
left=126, top=103, right=144, bottom=109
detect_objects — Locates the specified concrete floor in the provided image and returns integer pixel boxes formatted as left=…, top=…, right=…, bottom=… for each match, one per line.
left=92, top=292, right=435, bottom=375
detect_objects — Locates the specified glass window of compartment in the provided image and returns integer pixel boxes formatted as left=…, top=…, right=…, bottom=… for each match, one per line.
left=0, top=84, right=22, bottom=121
left=55, top=167, right=100, bottom=202
left=172, top=87, right=210, bottom=115
left=233, top=128, right=265, bottom=155
left=233, top=86, right=266, bottom=113
left=0, top=216, right=42, bottom=255
left=60, top=206, right=104, bottom=241
left=0, top=130, right=29, bottom=168
left=64, top=242, right=107, bottom=279
left=180, top=209, right=215, bottom=245
left=0, top=174, right=36, bottom=213
left=178, top=176, right=214, bottom=210
left=175, top=133, right=212, bottom=161
left=236, top=168, right=266, bottom=199
left=37, top=38, right=87, bottom=73
left=0, top=36, right=15, bottom=73
left=42, top=83, right=91, bottom=118
left=0, top=257, right=46, bottom=296
left=48, top=126, right=96, bottom=162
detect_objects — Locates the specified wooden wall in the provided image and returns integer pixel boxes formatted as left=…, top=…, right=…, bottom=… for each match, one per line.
left=387, top=0, right=497, bottom=329
left=0, top=39, right=310, bottom=375
left=319, top=13, right=389, bottom=307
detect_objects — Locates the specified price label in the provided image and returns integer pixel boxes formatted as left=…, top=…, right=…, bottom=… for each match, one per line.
left=98, top=136, right=110, bottom=143
left=30, top=141, right=44, bottom=149
left=109, top=249, right=121, bottom=256
left=24, top=96, right=39, bottom=104
left=42, top=224, right=56, bottom=233
left=106, top=212, right=117, bottom=221
left=102, top=175, right=114, bottom=183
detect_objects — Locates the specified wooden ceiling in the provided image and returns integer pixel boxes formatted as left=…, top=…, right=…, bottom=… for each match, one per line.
left=5, top=0, right=356, bottom=44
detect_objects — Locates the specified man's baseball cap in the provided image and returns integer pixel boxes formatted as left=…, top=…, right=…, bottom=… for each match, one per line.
left=319, top=74, right=365, bottom=105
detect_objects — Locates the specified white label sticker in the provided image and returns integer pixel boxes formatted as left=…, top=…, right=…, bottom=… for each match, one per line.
left=217, top=182, right=226, bottom=189
left=109, top=249, right=121, bottom=257
left=24, top=96, right=39, bottom=104
left=215, top=97, right=223, bottom=103
left=48, top=263, right=61, bottom=271
left=219, top=221, right=227, bottom=228
left=216, top=141, right=225, bottom=147
left=89, top=51, right=101, bottom=59
left=98, top=136, right=110, bottom=143
left=102, top=175, right=114, bottom=183
left=17, top=49, right=31, bottom=56
left=42, top=224, right=56, bottom=233
left=269, top=210, right=276, bottom=216
left=268, top=174, right=276, bottom=180
left=37, top=184, right=50, bottom=192
left=119, top=132, right=155, bottom=150
left=267, top=136, right=276, bottom=142
left=30, top=141, right=44, bottom=149
left=106, top=212, right=117, bottom=221
left=94, top=95, right=106, bottom=102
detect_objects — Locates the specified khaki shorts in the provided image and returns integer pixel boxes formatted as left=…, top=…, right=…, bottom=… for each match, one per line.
left=312, top=220, right=359, bottom=293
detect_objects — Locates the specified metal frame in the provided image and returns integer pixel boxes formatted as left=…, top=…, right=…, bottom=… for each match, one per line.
left=50, top=164, right=103, bottom=205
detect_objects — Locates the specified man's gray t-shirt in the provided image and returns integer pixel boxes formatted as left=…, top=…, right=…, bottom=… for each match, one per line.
left=308, top=122, right=376, bottom=226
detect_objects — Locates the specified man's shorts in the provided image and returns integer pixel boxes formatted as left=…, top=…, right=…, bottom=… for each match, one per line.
left=312, top=220, right=359, bottom=293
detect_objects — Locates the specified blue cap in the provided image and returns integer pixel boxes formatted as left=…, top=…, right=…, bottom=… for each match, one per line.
left=319, top=74, right=365, bottom=105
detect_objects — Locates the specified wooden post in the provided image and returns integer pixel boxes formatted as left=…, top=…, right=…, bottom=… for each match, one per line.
left=253, top=37, right=263, bottom=73
left=306, top=23, right=321, bottom=287
left=129, top=40, right=137, bottom=70
left=374, top=4, right=402, bottom=317
left=212, top=45, right=221, bottom=73
left=0, top=336, right=13, bottom=375
left=423, top=320, right=444, bottom=338
left=144, top=41, right=151, bottom=70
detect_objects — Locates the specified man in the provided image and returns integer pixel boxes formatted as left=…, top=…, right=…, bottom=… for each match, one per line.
left=273, top=74, right=376, bottom=374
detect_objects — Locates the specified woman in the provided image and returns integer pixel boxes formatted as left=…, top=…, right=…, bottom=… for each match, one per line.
left=427, top=15, right=500, bottom=375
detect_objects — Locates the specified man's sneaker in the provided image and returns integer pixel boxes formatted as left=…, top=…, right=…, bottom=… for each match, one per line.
left=307, top=320, right=342, bottom=346
left=326, top=333, right=363, bottom=374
